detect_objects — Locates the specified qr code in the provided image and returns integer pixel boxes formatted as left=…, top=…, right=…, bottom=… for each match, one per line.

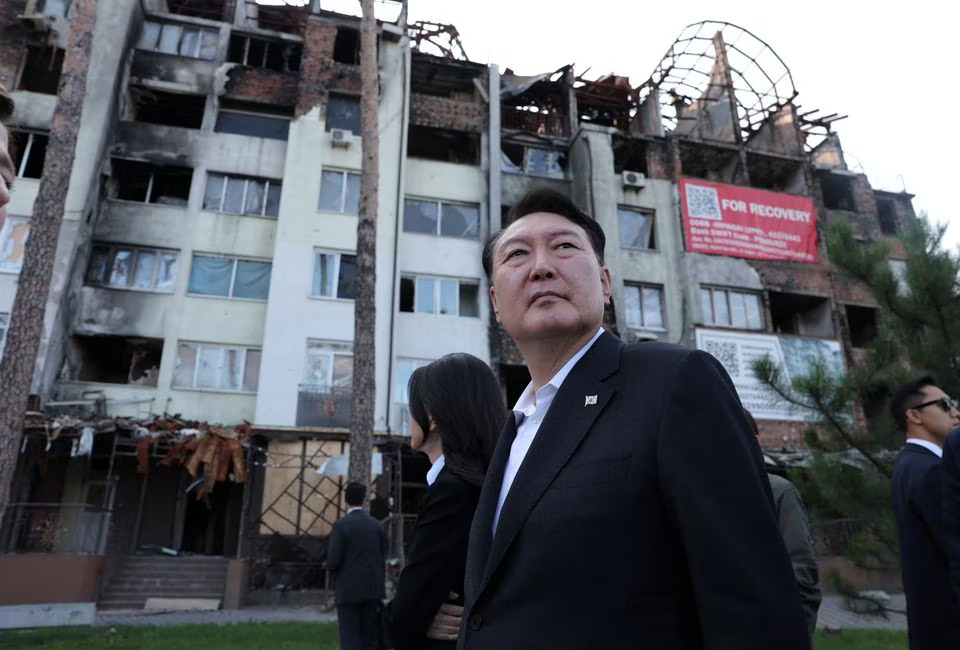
left=704, top=340, right=739, bottom=377
left=685, top=184, right=722, bottom=220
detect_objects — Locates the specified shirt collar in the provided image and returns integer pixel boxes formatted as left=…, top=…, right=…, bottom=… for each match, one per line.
left=513, top=328, right=605, bottom=413
left=426, top=454, right=446, bottom=486
left=347, top=506, right=364, bottom=513
left=906, top=437, right=943, bottom=458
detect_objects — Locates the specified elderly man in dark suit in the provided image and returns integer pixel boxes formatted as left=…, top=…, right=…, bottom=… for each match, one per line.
left=890, top=376, right=960, bottom=650
left=455, top=188, right=809, bottom=649
left=328, top=481, right=387, bottom=650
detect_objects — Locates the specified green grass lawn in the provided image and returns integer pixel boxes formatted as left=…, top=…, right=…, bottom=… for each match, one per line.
left=0, top=623, right=906, bottom=649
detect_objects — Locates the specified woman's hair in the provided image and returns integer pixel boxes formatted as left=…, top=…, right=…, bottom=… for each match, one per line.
left=0, top=83, right=13, bottom=122
left=407, top=353, right=507, bottom=487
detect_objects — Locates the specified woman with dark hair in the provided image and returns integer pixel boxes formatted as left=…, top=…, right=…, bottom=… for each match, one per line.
left=383, top=352, right=506, bottom=649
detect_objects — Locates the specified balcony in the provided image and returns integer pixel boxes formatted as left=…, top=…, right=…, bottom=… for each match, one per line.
left=296, top=384, right=351, bottom=429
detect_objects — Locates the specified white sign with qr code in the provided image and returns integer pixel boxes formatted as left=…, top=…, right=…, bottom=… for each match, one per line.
left=695, top=328, right=843, bottom=421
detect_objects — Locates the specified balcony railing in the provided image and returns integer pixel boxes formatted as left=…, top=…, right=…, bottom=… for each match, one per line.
left=501, top=105, right=569, bottom=137
left=296, top=384, right=351, bottom=429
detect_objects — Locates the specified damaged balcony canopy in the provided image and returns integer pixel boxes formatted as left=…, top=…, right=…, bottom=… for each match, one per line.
left=501, top=65, right=572, bottom=138
left=408, top=21, right=469, bottom=61
left=639, top=21, right=845, bottom=148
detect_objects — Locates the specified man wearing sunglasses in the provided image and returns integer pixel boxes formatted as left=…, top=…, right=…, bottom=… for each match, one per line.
left=890, top=375, right=960, bottom=650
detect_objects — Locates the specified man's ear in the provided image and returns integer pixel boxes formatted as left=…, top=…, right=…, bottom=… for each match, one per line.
left=905, top=408, right=923, bottom=426
left=490, top=285, right=501, bottom=323
left=600, top=267, right=612, bottom=304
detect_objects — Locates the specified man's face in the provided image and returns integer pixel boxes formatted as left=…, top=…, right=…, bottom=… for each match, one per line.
left=906, top=385, right=960, bottom=444
left=0, top=125, right=13, bottom=231
left=489, top=212, right=611, bottom=345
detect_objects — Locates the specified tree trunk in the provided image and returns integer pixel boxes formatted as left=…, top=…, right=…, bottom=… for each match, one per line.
left=347, top=0, right=379, bottom=487
left=0, top=0, right=96, bottom=525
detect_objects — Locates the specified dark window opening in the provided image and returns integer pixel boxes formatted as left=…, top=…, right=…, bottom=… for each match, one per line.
left=71, top=335, right=163, bottom=386
left=167, top=0, right=226, bottom=21
left=333, top=27, right=360, bottom=64
left=19, top=47, right=64, bottom=94
left=876, top=199, right=898, bottom=235
left=769, top=292, right=834, bottom=338
left=407, top=125, right=480, bottom=164
left=612, top=136, right=647, bottom=175
left=501, top=142, right=566, bottom=178
left=500, top=363, right=531, bottom=409
left=215, top=99, right=291, bottom=140
left=10, top=130, right=48, bottom=179
left=747, top=154, right=803, bottom=193
left=112, top=159, right=192, bottom=206
left=845, top=305, right=878, bottom=348
left=819, top=172, right=857, bottom=212
left=679, top=142, right=738, bottom=184
left=255, top=5, right=307, bottom=35
left=410, top=54, right=483, bottom=99
left=130, top=88, right=205, bottom=129
left=399, top=277, right=414, bottom=312
left=228, top=34, right=301, bottom=73
left=327, top=95, right=361, bottom=134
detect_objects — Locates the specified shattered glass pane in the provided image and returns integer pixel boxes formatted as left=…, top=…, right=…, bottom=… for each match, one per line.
left=617, top=208, right=654, bottom=249
left=109, top=249, right=133, bottom=287
left=156, top=251, right=178, bottom=292
left=524, top=148, right=566, bottom=178
left=440, top=203, right=479, bottom=238
left=403, top=199, right=438, bottom=235
left=132, top=250, right=157, bottom=289
left=196, top=346, right=220, bottom=388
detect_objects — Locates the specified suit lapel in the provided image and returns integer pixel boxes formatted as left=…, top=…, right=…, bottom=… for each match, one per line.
left=478, top=332, right=622, bottom=591
left=467, top=413, right=518, bottom=591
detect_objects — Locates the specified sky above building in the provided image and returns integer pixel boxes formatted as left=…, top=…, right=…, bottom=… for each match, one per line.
left=307, top=0, right=955, bottom=248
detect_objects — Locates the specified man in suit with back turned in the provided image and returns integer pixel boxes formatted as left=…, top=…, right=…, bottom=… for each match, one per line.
left=457, top=188, right=810, bottom=649
left=889, top=375, right=960, bottom=650
left=328, top=481, right=387, bottom=650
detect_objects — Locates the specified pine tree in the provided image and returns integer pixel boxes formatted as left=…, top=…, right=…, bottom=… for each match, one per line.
left=753, top=214, right=960, bottom=584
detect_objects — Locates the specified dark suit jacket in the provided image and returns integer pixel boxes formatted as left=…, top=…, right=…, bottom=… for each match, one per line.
left=328, top=508, right=387, bottom=605
left=892, top=442, right=960, bottom=649
left=944, top=429, right=960, bottom=606
left=459, top=333, right=810, bottom=650
left=384, top=467, right=480, bottom=650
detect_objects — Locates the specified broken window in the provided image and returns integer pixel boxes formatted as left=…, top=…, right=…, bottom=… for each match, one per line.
left=818, top=172, right=857, bottom=212
left=215, top=100, right=291, bottom=140
left=203, top=173, right=281, bottom=217
left=228, top=34, right=301, bottom=72
left=403, top=198, right=479, bottom=239
left=333, top=27, right=360, bottom=64
left=876, top=198, right=898, bottom=235
left=769, top=292, right=834, bottom=337
left=130, top=88, right=205, bottom=129
left=10, top=130, right=48, bottom=179
left=399, top=275, right=479, bottom=317
left=318, top=169, right=360, bottom=214
left=407, top=126, right=480, bottom=165
left=326, top=95, right=361, bottom=134
left=612, top=136, right=648, bottom=175
left=624, top=284, right=664, bottom=330
left=188, top=255, right=271, bottom=300
left=844, top=304, right=878, bottom=348
left=0, top=217, right=29, bottom=273
left=312, top=251, right=356, bottom=299
left=618, top=207, right=655, bottom=250
left=18, top=46, right=63, bottom=94
left=138, top=20, right=218, bottom=60
left=303, top=340, right=353, bottom=388
left=112, top=159, right=192, bottom=207
left=173, top=341, right=260, bottom=392
left=86, top=244, right=178, bottom=293
left=166, top=0, right=226, bottom=21
left=700, top=286, right=763, bottom=329
left=71, top=335, right=163, bottom=386
left=500, top=142, right=566, bottom=178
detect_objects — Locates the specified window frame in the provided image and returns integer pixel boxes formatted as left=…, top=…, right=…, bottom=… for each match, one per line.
left=617, top=206, right=656, bottom=251
left=402, top=197, right=481, bottom=240
left=623, top=283, right=666, bottom=331
left=203, top=172, right=281, bottom=218
left=311, top=250, right=357, bottom=300
left=10, top=129, right=48, bottom=179
left=111, top=158, right=193, bottom=207
left=318, top=169, right=361, bottom=215
left=138, top=20, right=218, bottom=60
left=303, top=340, right=353, bottom=389
left=187, top=254, right=272, bottom=301
left=85, top=243, right=179, bottom=293
left=399, top=273, right=480, bottom=317
left=173, top=341, right=261, bottom=393
left=700, top=286, right=764, bottom=330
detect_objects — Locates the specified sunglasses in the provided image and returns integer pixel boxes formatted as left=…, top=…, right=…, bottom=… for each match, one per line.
left=912, top=397, right=959, bottom=413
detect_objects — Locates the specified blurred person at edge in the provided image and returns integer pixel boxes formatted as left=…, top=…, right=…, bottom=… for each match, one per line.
left=0, top=84, right=15, bottom=231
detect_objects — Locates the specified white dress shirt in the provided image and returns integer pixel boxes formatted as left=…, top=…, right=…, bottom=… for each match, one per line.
left=492, top=328, right=604, bottom=534
left=426, top=454, right=446, bottom=486
left=906, top=437, right=943, bottom=458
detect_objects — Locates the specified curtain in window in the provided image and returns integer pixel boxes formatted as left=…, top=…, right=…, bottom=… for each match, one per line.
left=110, top=249, right=133, bottom=287
left=319, top=171, right=345, bottom=212
left=312, top=254, right=335, bottom=297
left=244, top=180, right=264, bottom=215
left=243, top=350, right=261, bottom=392
left=196, top=346, right=221, bottom=388
left=220, top=348, right=242, bottom=390
left=132, top=250, right=157, bottom=289
left=189, top=256, right=233, bottom=296
left=203, top=174, right=225, bottom=211
left=233, top=260, right=271, bottom=299
left=173, top=343, right=198, bottom=387
left=223, top=177, right=246, bottom=213
left=642, top=287, right=664, bottom=328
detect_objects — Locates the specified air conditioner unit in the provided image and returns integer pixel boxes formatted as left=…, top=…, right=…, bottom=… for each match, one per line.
left=329, top=128, right=353, bottom=148
left=622, top=170, right=646, bottom=189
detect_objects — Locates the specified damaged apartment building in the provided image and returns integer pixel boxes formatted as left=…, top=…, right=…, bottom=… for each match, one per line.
left=0, top=1, right=912, bottom=608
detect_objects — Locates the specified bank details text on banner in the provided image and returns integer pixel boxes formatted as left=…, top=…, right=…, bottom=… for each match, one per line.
left=679, top=178, right=818, bottom=263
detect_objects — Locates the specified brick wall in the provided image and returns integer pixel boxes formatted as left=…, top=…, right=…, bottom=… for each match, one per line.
left=295, top=17, right=361, bottom=118
left=409, top=93, right=485, bottom=132
left=225, top=66, right=298, bottom=107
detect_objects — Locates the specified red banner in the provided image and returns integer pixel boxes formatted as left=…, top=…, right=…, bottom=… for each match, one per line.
left=679, top=178, right=818, bottom=263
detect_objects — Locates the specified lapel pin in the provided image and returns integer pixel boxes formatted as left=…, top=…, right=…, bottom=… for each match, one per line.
left=585, top=395, right=598, bottom=406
